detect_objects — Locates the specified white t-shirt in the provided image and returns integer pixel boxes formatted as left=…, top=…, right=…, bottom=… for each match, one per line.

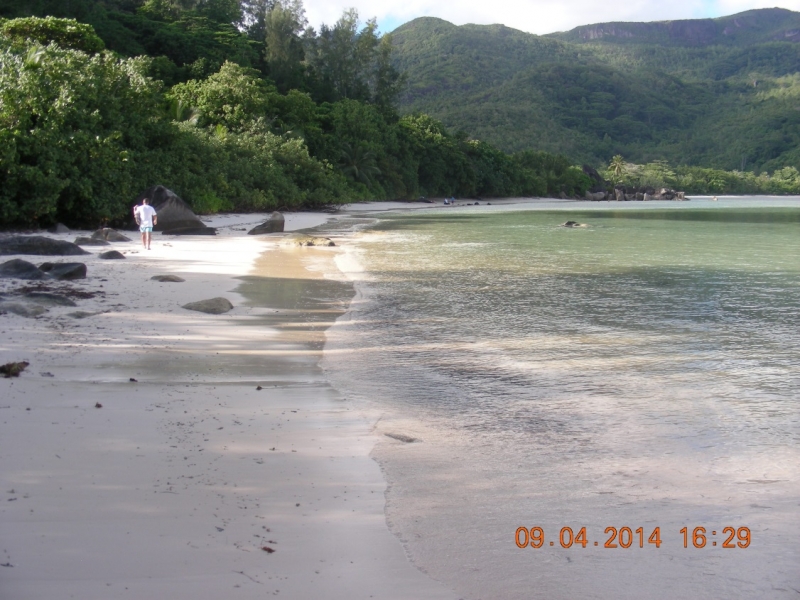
left=135, top=204, right=157, bottom=228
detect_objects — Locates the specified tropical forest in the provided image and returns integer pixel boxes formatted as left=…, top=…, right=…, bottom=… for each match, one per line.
left=1, top=0, right=799, bottom=228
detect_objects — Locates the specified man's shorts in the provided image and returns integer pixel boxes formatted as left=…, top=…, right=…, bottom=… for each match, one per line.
left=139, top=226, right=153, bottom=233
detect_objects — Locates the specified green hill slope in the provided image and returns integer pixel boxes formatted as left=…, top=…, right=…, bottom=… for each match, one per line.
left=391, top=10, right=800, bottom=171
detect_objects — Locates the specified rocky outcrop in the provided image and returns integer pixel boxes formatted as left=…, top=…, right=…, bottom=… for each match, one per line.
left=0, top=236, right=89, bottom=256
left=582, top=165, right=608, bottom=193
left=248, top=212, right=285, bottom=235
left=38, top=262, right=87, bottom=280
left=98, top=250, right=125, bottom=260
left=0, top=259, right=49, bottom=280
left=182, top=297, right=233, bottom=314
left=135, top=186, right=208, bottom=233
left=561, top=221, right=589, bottom=228
left=92, top=228, right=132, bottom=242
left=74, top=237, right=110, bottom=246
left=151, top=275, right=185, bottom=282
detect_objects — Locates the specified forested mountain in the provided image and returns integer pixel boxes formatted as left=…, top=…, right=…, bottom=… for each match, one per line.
left=391, top=9, right=800, bottom=172
left=0, top=0, right=596, bottom=228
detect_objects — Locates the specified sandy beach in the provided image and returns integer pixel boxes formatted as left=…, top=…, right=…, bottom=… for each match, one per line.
left=0, top=213, right=457, bottom=599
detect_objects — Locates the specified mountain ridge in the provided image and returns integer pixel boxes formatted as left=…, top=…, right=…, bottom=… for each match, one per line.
left=391, top=8, right=800, bottom=171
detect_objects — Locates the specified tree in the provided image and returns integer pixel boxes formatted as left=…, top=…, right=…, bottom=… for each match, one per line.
left=608, top=154, right=626, bottom=184
left=338, top=142, right=381, bottom=185
left=263, top=0, right=306, bottom=91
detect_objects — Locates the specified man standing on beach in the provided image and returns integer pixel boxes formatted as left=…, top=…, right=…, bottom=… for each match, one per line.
left=133, top=198, right=158, bottom=250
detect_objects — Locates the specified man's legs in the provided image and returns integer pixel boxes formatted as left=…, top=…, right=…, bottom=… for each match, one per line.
left=146, top=230, right=152, bottom=250
left=141, top=230, right=147, bottom=248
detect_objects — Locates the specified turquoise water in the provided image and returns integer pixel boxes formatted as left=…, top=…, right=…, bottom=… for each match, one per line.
left=322, top=198, right=800, bottom=599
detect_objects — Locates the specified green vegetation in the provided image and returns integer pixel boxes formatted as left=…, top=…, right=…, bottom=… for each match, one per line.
left=0, top=4, right=591, bottom=228
left=391, top=10, right=800, bottom=175
left=1, top=4, right=798, bottom=229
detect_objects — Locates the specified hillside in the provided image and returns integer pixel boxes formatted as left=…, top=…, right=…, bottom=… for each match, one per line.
left=391, top=10, right=800, bottom=171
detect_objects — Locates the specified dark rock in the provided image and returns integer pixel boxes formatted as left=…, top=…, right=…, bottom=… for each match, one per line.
left=92, top=228, right=132, bottom=242
left=74, top=237, right=110, bottom=246
left=182, top=297, right=233, bottom=314
left=0, top=259, right=47, bottom=280
left=0, top=236, right=88, bottom=256
left=38, top=262, right=87, bottom=280
left=161, top=227, right=217, bottom=236
left=0, top=361, right=29, bottom=377
left=136, top=186, right=207, bottom=232
left=248, top=212, right=285, bottom=235
left=67, top=311, right=100, bottom=319
left=560, top=221, right=589, bottom=228
left=23, top=292, right=77, bottom=307
left=98, top=250, right=125, bottom=260
left=47, top=223, right=70, bottom=234
left=385, top=432, right=418, bottom=443
left=151, top=275, right=185, bottom=282
left=582, top=165, right=608, bottom=193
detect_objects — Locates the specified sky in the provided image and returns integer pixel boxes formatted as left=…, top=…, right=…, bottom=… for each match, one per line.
left=301, top=0, right=800, bottom=35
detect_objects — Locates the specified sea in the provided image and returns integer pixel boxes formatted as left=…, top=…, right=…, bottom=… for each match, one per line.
left=318, top=197, right=800, bottom=600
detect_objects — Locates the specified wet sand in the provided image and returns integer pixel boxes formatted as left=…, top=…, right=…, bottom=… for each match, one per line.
left=0, top=214, right=456, bottom=599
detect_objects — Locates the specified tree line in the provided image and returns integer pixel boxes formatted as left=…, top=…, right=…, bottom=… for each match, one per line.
left=0, top=2, right=592, bottom=228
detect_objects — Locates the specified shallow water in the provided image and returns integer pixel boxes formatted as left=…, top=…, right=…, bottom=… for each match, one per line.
left=322, top=198, right=800, bottom=599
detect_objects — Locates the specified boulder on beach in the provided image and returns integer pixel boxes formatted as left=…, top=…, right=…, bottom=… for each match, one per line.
left=136, top=186, right=208, bottom=233
left=182, top=297, right=233, bottom=314
left=47, top=223, right=70, bottom=234
left=0, top=259, right=48, bottom=280
left=38, top=262, right=87, bottom=280
left=99, top=250, right=125, bottom=260
left=74, top=237, right=110, bottom=246
left=161, top=226, right=217, bottom=236
left=0, top=235, right=88, bottom=256
left=248, top=212, right=285, bottom=235
left=92, top=228, right=132, bottom=242
left=280, top=233, right=336, bottom=247
left=151, top=275, right=185, bottom=282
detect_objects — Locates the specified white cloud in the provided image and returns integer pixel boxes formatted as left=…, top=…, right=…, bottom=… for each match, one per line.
left=302, top=0, right=800, bottom=35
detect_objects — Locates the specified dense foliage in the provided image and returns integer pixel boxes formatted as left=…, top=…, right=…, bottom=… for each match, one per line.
left=391, top=11, right=800, bottom=174
left=0, top=4, right=591, bottom=228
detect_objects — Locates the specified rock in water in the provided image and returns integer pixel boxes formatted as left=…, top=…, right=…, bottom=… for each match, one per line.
left=47, top=223, right=70, bottom=234
left=136, top=186, right=208, bottom=233
left=248, top=212, right=285, bottom=235
left=38, top=262, right=87, bottom=280
left=280, top=234, right=336, bottom=247
left=74, top=237, right=110, bottom=246
left=99, top=250, right=125, bottom=260
left=91, top=228, right=132, bottom=242
left=0, top=236, right=88, bottom=256
left=151, top=275, right=185, bottom=282
left=182, top=297, right=233, bottom=314
left=0, top=361, right=29, bottom=377
left=560, top=221, right=589, bottom=228
left=0, top=259, right=48, bottom=280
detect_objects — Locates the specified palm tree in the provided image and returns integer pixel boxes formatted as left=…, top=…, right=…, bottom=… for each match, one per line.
left=338, top=143, right=381, bottom=185
left=609, top=155, right=626, bottom=183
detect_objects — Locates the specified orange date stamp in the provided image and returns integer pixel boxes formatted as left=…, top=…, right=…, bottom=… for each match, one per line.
left=515, top=526, right=751, bottom=549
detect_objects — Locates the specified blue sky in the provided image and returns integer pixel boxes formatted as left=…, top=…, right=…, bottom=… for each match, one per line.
left=302, top=0, right=799, bottom=35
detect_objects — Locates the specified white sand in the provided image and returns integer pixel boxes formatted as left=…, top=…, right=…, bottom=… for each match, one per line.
left=0, top=214, right=456, bottom=599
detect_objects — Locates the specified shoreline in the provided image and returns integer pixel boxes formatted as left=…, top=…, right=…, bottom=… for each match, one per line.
left=0, top=215, right=456, bottom=599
